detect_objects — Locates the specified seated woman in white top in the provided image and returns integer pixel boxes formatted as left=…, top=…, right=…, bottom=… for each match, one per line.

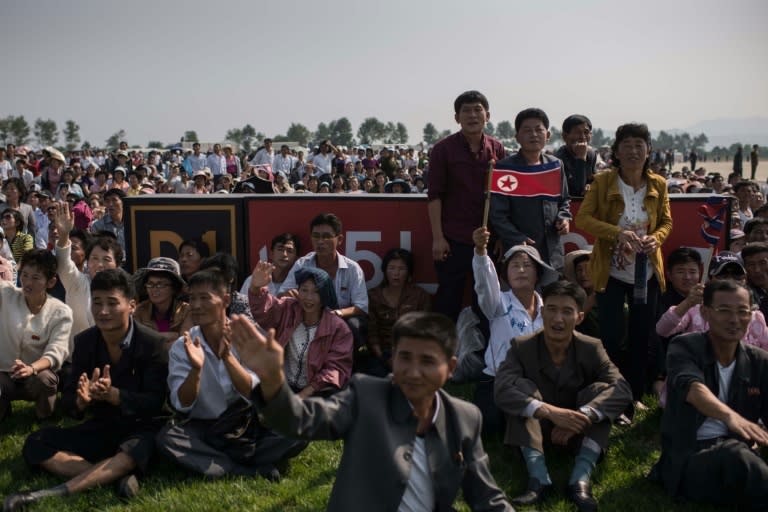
left=471, top=226, right=559, bottom=435
left=0, top=249, right=72, bottom=421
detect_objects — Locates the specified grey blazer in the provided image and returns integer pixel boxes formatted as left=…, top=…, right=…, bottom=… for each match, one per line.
left=259, top=374, right=513, bottom=512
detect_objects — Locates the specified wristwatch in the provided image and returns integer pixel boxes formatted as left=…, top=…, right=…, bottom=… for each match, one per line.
left=579, top=406, right=599, bottom=423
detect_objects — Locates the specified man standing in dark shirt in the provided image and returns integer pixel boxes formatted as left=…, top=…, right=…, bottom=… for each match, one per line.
left=5, top=269, right=168, bottom=511
left=427, top=91, right=505, bottom=323
left=554, top=115, right=599, bottom=197
left=742, top=242, right=768, bottom=319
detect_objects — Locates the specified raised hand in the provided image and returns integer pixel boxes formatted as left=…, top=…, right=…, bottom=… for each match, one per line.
left=53, top=201, right=75, bottom=245
left=250, top=261, right=275, bottom=291
left=472, top=227, right=490, bottom=255
left=230, top=314, right=284, bottom=399
left=183, top=332, right=205, bottom=370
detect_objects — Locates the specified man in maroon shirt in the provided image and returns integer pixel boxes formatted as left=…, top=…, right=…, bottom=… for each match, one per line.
left=427, top=91, right=506, bottom=328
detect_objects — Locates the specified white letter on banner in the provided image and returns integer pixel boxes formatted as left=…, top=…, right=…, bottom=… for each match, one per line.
left=346, top=231, right=382, bottom=288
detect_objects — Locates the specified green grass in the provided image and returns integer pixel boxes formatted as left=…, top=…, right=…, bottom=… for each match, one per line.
left=0, top=392, right=739, bottom=511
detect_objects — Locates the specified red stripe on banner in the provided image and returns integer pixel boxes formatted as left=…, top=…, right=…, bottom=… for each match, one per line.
left=490, top=168, right=561, bottom=197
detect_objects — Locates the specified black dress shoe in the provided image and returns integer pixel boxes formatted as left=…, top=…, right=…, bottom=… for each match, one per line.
left=510, top=477, right=553, bottom=506
left=3, top=492, right=39, bottom=512
left=567, top=481, right=598, bottom=512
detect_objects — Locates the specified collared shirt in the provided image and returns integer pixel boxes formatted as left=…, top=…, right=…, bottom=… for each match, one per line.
left=207, top=153, right=227, bottom=176
left=554, top=145, right=598, bottom=197
left=427, top=131, right=505, bottom=244
left=473, top=253, right=543, bottom=376
left=119, top=318, right=136, bottom=350
left=91, top=214, right=125, bottom=254
left=272, top=154, right=296, bottom=174
left=278, top=251, right=369, bottom=313
left=188, top=153, right=207, bottom=173
left=398, top=394, right=441, bottom=512
left=167, top=325, right=259, bottom=419
left=33, top=208, right=50, bottom=249
left=311, top=153, right=333, bottom=175
left=251, top=148, right=274, bottom=167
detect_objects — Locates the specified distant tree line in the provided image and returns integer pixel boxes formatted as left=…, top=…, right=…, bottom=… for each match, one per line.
left=0, top=114, right=763, bottom=157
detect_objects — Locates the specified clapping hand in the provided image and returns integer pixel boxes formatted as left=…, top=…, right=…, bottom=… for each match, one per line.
left=183, top=331, right=205, bottom=370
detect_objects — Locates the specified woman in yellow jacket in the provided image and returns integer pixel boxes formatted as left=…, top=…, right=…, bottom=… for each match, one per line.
left=575, top=123, right=672, bottom=404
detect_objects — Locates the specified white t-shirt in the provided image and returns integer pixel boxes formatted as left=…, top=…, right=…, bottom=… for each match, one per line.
left=697, top=359, right=736, bottom=440
left=610, top=178, right=652, bottom=284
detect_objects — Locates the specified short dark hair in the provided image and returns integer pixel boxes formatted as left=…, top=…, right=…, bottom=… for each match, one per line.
left=453, top=90, right=489, bottom=115
left=666, top=247, right=703, bottom=269
left=69, top=229, right=91, bottom=247
left=610, top=123, right=652, bottom=171
left=85, top=236, right=123, bottom=265
left=91, top=268, right=135, bottom=299
left=541, top=280, right=586, bottom=312
left=1, top=208, right=24, bottom=231
left=310, top=213, right=342, bottom=235
left=103, top=188, right=126, bottom=201
left=734, top=181, right=754, bottom=193
left=561, top=114, right=592, bottom=134
left=187, top=269, right=230, bottom=296
left=514, top=108, right=550, bottom=132
left=178, top=238, right=211, bottom=259
left=703, top=279, right=750, bottom=307
left=392, top=312, right=457, bottom=359
left=271, top=232, right=301, bottom=254
left=199, top=252, right=239, bottom=286
left=744, top=217, right=768, bottom=236
left=2, top=177, right=27, bottom=200
left=20, top=249, right=58, bottom=279
left=741, top=241, right=768, bottom=261
left=381, top=248, right=414, bottom=286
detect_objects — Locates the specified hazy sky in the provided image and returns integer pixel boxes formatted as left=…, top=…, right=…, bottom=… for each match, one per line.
left=2, top=0, right=766, bottom=147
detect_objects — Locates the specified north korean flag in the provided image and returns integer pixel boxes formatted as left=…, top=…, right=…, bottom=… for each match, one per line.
left=490, top=160, right=562, bottom=200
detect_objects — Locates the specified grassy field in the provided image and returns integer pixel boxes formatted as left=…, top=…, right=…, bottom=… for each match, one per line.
left=0, top=391, right=739, bottom=512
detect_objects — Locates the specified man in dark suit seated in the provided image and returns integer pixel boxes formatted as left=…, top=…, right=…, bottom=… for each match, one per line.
left=4, top=269, right=168, bottom=511
left=494, top=280, right=632, bottom=511
left=651, top=280, right=768, bottom=510
left=229, top=311, right=515, bottom=512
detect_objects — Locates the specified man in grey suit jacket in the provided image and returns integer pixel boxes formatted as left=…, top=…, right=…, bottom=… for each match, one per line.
left=495, top=281, right=632, bottom=511
left=231, top=311, right=514, bottom=512
left=652, top=280, right=768, bottom=510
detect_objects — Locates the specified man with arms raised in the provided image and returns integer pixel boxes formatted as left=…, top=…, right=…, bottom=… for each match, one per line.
left=230, top=311, right=514, bottom=511
left=652, top=280, right=768, bottom=508
left=495, top=281, right=631, bottom=511
left=5, top=269, right=168, bottom=510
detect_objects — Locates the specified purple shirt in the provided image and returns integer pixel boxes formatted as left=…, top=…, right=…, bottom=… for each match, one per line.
left=427, top=131, right=505, bottom=244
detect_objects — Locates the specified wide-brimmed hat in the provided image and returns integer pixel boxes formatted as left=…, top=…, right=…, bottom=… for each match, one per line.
left=48, top=148, right=66, bottom=164
left=137, top=257, right=186, bottom=291
left=502, top=245, right=560, bottom=287
left=193, top=168, right=211, bottom=180
left=113, top=166, right=127, bottom=176
left=563, top=249, right=592, bottom=283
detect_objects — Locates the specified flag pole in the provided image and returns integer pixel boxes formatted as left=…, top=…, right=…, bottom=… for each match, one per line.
left=482, top=160, right=495, bottom=229
left=700, top=245, right=714, bottom=284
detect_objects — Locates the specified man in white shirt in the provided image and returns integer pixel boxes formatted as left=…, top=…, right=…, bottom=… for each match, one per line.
left=206, top=143, right=227, bottom=187
left=271, top=145, right=295, bottom=175
left=156, top=269, right=305, bottom=480
left=250, top=139, right=274, bottom=167
left=187, top=143, right=207, bottom=174
left=0, top=148, right=11, bottom=180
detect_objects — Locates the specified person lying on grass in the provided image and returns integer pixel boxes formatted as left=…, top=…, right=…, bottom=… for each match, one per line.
left=229, top=311, right=515, bottom=512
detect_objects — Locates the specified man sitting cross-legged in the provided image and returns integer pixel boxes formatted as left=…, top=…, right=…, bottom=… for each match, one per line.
left=494, top=280, right=632, bottom=511
left=229, top=311, right=515, bottom=511
left=155, top=269, right=306, bottom=480
left=5, top=269, right=168, bottom=511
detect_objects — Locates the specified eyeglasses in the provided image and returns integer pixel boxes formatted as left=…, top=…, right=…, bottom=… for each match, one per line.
left=1, top=214, right=14, bottom=220
left=145, top=282, right=171, bottom=290
left=310, top=232, right=337, bottom=240
left=711, top=306, right=753, bottom=319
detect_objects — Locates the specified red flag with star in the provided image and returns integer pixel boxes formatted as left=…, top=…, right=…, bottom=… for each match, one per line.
left=490, top=160, right=562, bottom=199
